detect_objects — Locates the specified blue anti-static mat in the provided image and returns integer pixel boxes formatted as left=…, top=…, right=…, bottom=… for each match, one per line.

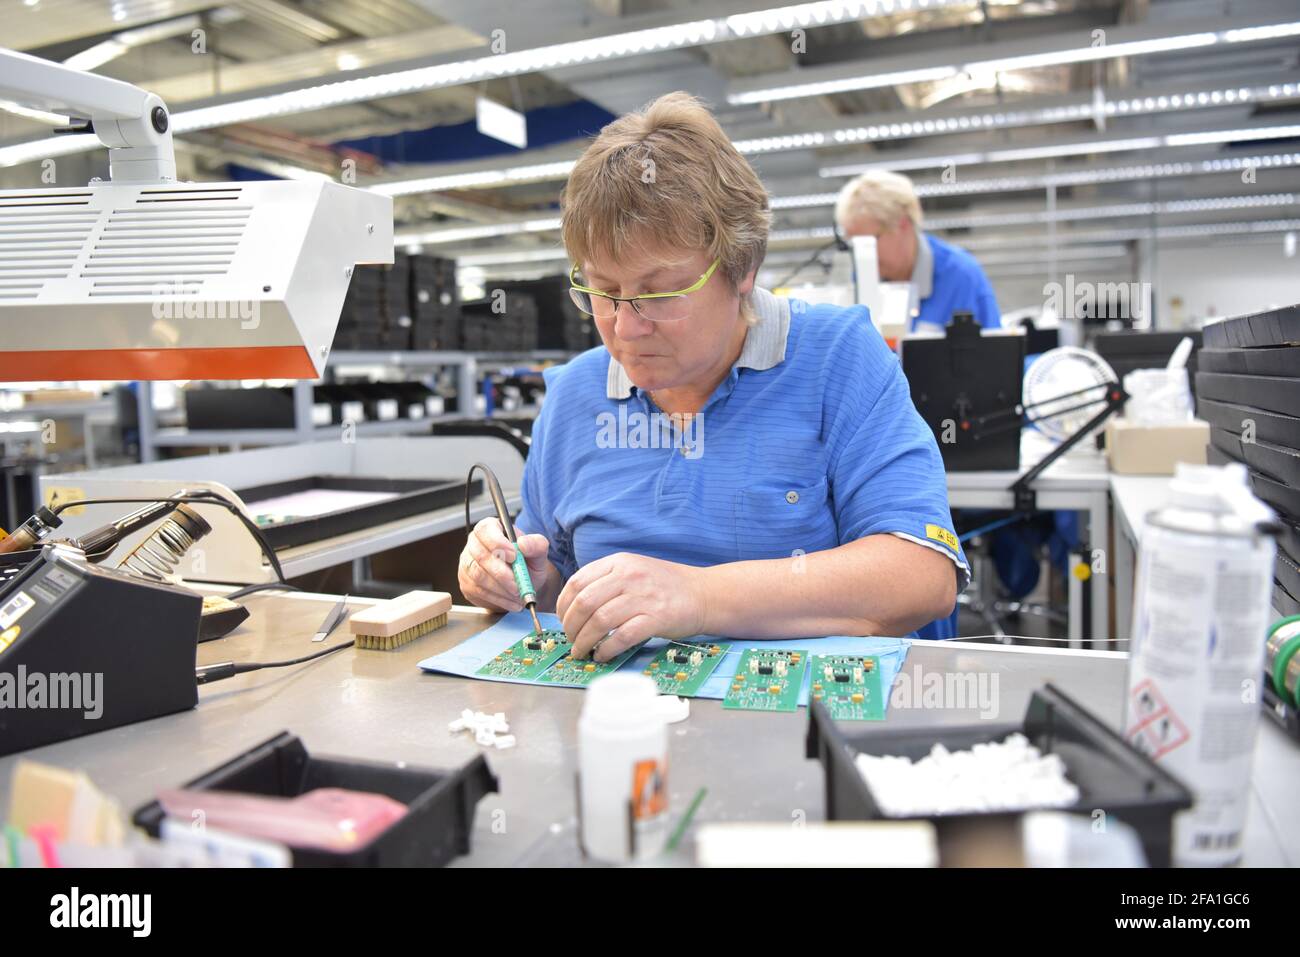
left=418, top=610, right=911, bottom=710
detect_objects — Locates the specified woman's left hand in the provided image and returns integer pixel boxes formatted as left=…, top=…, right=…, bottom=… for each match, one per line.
left=557, top=553, right=709, bottom=661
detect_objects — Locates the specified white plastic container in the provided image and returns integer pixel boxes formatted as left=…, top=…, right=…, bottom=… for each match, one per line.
left=1124, top=462, right=1277, bottom=866
left=1123, top=367, right=1193, bottom=425
left=577, top=673, right=670, bottom=863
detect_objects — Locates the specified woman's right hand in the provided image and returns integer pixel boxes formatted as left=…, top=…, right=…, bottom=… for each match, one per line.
left=458, top=517, right=556, bottom=613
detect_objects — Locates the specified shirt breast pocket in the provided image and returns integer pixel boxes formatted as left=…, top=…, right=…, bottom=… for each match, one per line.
left=735, top=478, right=839, bottom=561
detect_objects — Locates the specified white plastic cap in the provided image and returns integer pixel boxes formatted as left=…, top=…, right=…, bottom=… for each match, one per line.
left=581, top=672, right=663, bottom=729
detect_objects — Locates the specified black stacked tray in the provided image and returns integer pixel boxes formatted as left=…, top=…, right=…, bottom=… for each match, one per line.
left=333, top=264, right=387, bottom=350
left=461, top=291, right=539, bottom=352
left=489, top=275, right=597, bottom=352
left=1195, top=303, right=1300, bottom=616
left=185, top=386, right=296, bottom=430
left=409, top=254, right=461, bottom=351
left=333, top=260, right=418, bottom=352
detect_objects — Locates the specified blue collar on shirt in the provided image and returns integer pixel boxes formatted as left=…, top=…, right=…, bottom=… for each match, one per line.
left=604, top=286, right=792, bottom=400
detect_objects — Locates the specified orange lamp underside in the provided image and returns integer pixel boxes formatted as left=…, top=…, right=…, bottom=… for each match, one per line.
left=0, top=346, right=318, bottom=381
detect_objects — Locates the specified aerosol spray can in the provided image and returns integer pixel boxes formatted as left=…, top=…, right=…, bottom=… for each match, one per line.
left=1124, top=462, right=1278, bottom=866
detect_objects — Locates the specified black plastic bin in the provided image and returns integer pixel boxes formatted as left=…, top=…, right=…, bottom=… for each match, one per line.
left=807, top=684, right=1193, bottom=867
left=133, top=732, right=498, bottom=867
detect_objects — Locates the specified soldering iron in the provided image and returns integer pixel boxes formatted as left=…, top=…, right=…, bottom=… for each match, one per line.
left=465, top=462, right=544, bottom=636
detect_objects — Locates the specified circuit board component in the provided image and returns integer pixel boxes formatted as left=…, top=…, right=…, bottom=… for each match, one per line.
left=537, top=644, right=640, bottom=686
left=809, top=654, right=884, bottom=720
left=643, top=641, right=729, bottom=697
left=722, top=648, right=808, bottom=712
left=477, top=629, right=572, bottom=681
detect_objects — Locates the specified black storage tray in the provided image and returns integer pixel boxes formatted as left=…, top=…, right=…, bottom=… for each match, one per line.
left=807, top=684, right=1193, bottom=867
left=237, top=475, right=481, bottom=550
left=1195, top=372, right=1300, bottom=419
left=1198, top=345, right=1300, bottom=377
left=1201, top=303, right=1300, bottom=349
left=132, top=732, right=498, bottom=867
left=185, top=387, right=295, bottom=430
left=1198, top=397, right=1300, bottom=448
left=1280, top=519, right=1300, bottom=570
left=1209, top=428, right=1300, bottom=487
left=1250, top=471, right=1300, bottom=524
left=1207, top=444, right=1300, bottom=522
left=1278, top=551, right=1300, bottom=605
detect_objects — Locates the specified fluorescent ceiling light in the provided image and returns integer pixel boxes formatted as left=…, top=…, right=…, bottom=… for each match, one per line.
left=0, top=98, right=66, bottom=125
left=0, top=0, right=977, bottom=168
left=974, top=245, right=1130, bottom=266
left=728, top=18, right=1300, bottom=104
left=366, top=81, right=1299, bottom=198
left=924, top=193, right=1296, bottom=229
left=735, top=82, right=1300, bottom=155
left=1223, top=22, right=1300, bottom=43
left=63, top=10, right=243, bottom=72
left=395, top=216, right=562, bottom=246
left=1167, top=124, right=1300, bottom=147
left=772, top=152, right=1300, bottom=208
left=982, top=137, right=1163, bottom=163
left=913, top=152, right=1300, bottom=197
left=946, top=219, right=1300, bottom=250
left=371, top=160, right=577, bottom=196
left=763, top=217, right=1300, bottom=250
left=734, top=66, right=961, bottom=102
left=457, top=247, right=569, bottom=267
left=971, top=33, right=1217, bottom=74
left=819, top=122, right=1300, bottom=177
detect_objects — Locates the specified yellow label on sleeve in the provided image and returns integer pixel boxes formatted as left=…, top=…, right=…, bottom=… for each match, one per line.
left=925, top=524, right=959, bottom=552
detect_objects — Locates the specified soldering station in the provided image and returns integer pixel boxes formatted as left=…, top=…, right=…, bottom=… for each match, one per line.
left=0, top=2, right=1297, bottom=915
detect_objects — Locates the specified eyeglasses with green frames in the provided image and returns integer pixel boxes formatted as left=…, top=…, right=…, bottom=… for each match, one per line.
left=568, top=258, right=720, bottom=323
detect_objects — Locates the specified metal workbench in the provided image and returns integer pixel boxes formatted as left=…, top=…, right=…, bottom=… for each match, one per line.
left=0, top=591, right=1293, bottom=866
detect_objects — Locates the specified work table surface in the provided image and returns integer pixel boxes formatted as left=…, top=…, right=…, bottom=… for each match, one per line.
left=1, top=591, right=1294, bottom=867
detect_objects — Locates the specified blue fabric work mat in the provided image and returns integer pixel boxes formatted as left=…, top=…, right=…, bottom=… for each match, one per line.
left=418, top=610, right=911, bottom=710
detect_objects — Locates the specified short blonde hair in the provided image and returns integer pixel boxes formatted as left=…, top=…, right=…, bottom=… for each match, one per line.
left=835, top=169, right=923, bottom=234
left=560, top=92, right=771, bottom=293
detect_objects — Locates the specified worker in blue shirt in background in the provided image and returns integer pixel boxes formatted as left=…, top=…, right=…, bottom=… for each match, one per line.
left=835, top=169, right=1001, bottom=333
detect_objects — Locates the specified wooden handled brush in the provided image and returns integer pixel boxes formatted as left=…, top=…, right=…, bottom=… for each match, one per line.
left=348, top=591, right=453, bottom=650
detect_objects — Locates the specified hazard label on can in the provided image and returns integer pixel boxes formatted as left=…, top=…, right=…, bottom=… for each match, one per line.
left=1126, top=679, right=1190, bottom=760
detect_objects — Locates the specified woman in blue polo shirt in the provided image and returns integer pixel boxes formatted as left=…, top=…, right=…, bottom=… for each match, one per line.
left=458, top=92, right=968, bottom=660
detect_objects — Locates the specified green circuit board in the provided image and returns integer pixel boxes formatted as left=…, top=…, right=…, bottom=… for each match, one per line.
left=723, top=648, right=809, bottom=712
left=810, top=654, right=885, bottom=721
left=642, top=641, right=729, bottom=697
left=477, top=630, right=572, bottom=681
left=537, top=645, right=640, bottom=686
